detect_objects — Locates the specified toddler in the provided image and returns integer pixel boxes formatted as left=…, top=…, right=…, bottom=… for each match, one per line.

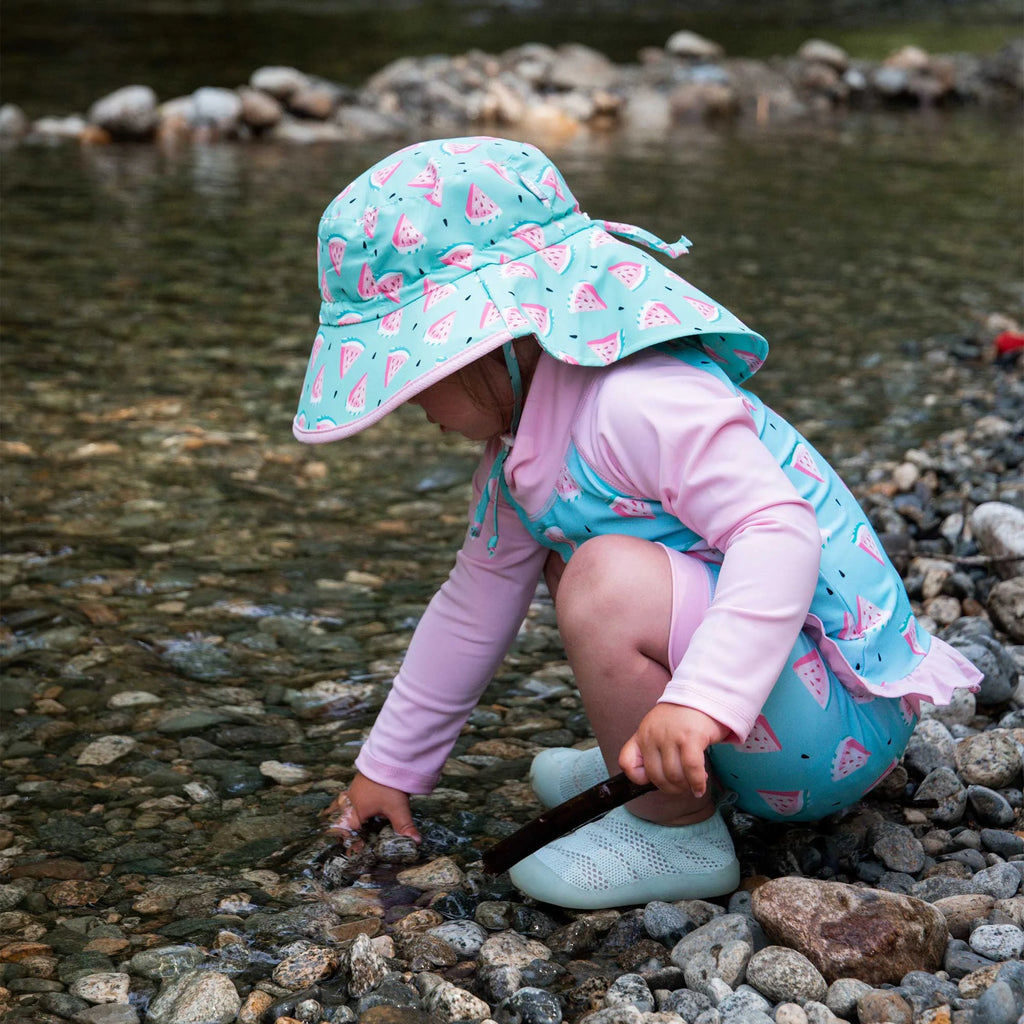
left=293, top=136, right=981, bottom=909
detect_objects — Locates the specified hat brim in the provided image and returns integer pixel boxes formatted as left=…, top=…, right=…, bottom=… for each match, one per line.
left=293, top=221, right=766, bottom=444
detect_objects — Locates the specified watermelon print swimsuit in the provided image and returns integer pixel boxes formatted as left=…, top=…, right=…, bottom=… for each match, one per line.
left=355, top=345, right=981, bottom=821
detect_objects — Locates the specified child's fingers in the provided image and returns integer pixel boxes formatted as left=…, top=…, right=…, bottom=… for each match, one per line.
left=324, top=792, right=362, bottom=834
left=681, top=745, right=708, bottom=798
left=618, top=735, right=649, bottom=786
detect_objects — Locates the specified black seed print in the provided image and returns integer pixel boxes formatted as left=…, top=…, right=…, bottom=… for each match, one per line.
left=801, top=754, right=810, bottom=759
left=443, top=218, right=449, bottom=226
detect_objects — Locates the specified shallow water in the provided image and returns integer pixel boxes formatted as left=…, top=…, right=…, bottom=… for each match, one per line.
left=0, top=114, right=1021, bottom=885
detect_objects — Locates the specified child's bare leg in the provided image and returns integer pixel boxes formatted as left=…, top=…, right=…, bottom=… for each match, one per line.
left=551, top=535, right=716, bottom=825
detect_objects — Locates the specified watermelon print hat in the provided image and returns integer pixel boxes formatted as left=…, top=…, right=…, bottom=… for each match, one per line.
left=293, top=136, right=768, bottom=443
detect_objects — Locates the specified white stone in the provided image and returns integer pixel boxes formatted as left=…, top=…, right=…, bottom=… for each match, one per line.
left=77, top=735, right=138, bottom=766
left=666, top=30, right=724, bottom=60
left=69, top=972, right=131, bottom=1004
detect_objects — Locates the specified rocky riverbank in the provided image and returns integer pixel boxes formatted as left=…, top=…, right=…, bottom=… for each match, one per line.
left=0, top=319, right=1022, bottom=1024
left=1, top=32, right=1022, bottom=147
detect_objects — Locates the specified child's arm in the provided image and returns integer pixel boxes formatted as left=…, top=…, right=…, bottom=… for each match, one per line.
left=332, top=463, right=548, bottom=836
left=583, top=360, right=822, bottom=752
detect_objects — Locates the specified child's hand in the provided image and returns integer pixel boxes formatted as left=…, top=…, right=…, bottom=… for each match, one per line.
left=619, top=705, right=731, bottom=798
left=323, top=773, right=422, bottom=843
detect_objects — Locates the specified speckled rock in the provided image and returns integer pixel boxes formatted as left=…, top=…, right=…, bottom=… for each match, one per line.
left=395, top=856, right=465, bottom=890
left=603, top=974, right=654, bottom=1012
left=955, top=732, right=1023, bottom=788
left=427, top=920, right=489, bottom=957
left=146, top=969, right=241, bottom=1024
left=68, top=972, right=131, bottom=1004
left=271, top=943, right=339, bottom=987
left=746, top=947, right=827, bottom=1004
left=347, top=932, right=389, bottom=997
left=969, top=924, right=1024, bottom=961
left=479, top=930, right=553, bottom=969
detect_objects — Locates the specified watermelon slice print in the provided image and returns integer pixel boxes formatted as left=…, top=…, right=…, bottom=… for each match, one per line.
left=376, top=272, right=403, bottom=304
left=499, top=261, right=538, bottom=279
left=337, top=312, right=362, bottom=326
left=320, top=269, right=333, bottom=303
left=638, top=301, right=681, bottom=329
left=853, top=523, right=885, bottom=565
left=735, top=349, right=764, bottom=374
left=537, top=244, right=571, bottom=274
left=543, top=526, right=577, bottom=552
left=587, top=331, right=623, bottom=365
left=357, top=264, right=378, bottom=300
left=479, top=302, right=502, bottom=329
left=608, top=262, right=647, bottom=291
left=440, top=244, right=474, bottom=270
left=328, top=237, right=346, bottom=275
left=406, top=161, right=439, bottom=189
left=684, top=296, right=720, bottom=321
left=425, top=311, right=457, bottom=345
left=482, top=159, right=514, bottom=183
left=425, top=180, right=444, bottom=207
left=899, top=696, right=917, bottom=725
left=422, top=279, right=456, bottom=311
left=369, top=160, right=401, bottom=188
left=522, top=303, right=552, bottom=336
left=360, top=207, right=379, bottom=238
left=609, top=496, right=656, bottom=519
left=734, top=715, right=782, bottom=753
left=466, top=184, right=501, bottom=226
left=441, top=140, right=481, bottom=155
left=378, top=308, right=404, bottom=338
left=513, top=223, right=546, bottom=251
left=900, top=614, right=927, bottom=656
left=540, top=166, right=565, bottom=200
left=791, top=443, right=824, bottom=483
left=315, top=415, right=337, bottom=431
left=392, top=214, right=426, bottom=254
left=758, top=790, right=804, bottom=816
left=792, top=650, right=830, bottom=709
left=310, top=365, right=325, bottom=404
left=701, top=343, right=728, bottom=365
left=503, top=307, right=531, bottom=331
left=831, top=736, right=871, bottom=781
left=339, top=340, right=364, bottom=377
left=309, top=333, right=324, bottom=368
left=568, top=283, right=607, bottom=313
left=384, top=347, right=410, bottom=387
left=555, top=465, right=581, bottom=501
left=346, top=374, right=367, bottom=413
left=295, top=413, right=307, bottom=430
left=838, top=595, right=891, bottom=640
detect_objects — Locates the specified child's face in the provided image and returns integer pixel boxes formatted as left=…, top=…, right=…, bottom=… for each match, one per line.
left=408, top=373, right=508, bottom=442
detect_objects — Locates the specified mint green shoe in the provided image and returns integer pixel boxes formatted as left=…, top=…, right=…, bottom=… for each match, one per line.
left=508, top=806, right=739, bottom=910
left=529, top=745, right=610, bottom=809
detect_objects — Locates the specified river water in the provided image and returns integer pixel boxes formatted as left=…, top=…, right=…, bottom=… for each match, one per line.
left=0, top=105, right=1021, bottom=909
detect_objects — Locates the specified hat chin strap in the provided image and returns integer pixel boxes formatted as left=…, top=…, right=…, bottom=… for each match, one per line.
left=470, top=341, right=523, bottom=556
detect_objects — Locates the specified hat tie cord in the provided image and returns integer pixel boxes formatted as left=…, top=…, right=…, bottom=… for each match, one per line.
left=470, top=342, right=523, bottom=557
left=599, top=220, right=691, bottom=259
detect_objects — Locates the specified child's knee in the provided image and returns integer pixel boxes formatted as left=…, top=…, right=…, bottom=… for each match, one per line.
left=556, top=535, right=670, bottom=642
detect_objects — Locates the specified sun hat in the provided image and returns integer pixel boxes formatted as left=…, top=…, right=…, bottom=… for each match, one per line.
left=293, top=135, right=767, bottom=444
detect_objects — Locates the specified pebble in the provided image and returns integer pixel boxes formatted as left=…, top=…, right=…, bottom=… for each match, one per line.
left=745, top=947, right=827, bottom=1004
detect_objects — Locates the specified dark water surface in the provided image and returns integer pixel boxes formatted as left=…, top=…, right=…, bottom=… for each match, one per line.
left=0, top=115, right=1021, bottom=890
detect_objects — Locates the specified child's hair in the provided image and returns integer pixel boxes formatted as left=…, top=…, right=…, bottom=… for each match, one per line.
left=455, top=336, right=542, bottom=422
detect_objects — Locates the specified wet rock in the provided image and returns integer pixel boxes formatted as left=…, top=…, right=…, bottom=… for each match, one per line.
left=418, top=973, right=491, bottom=1021
left=426, top=920, right=488, bottom=957
left=68, top=972, right=130, bottom=1004
left=395, top=856, right=465, bottom=890
left=76, top=735, right=137, bottom=766
left=128, top=945, right=205, bottom=979
left=191, top=87, right=243, bottom=133
left=751, top=878, right=948, bottom=985
left=146, top=969, right=241, bottom=1023
left=500, top=985, right=563, bottom=1024
left=797, top=40, right=850, bottom=72
left=88, top=85, right=159, bottom=137
left=0, top=102, right=28, bottom=137
left=347, top=932, right=388, bottom=997
left=479, top=930, right=553, bottom=969
left=272, top=944, right=339, bottom=988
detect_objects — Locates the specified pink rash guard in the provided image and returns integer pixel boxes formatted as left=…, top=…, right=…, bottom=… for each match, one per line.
left=355, top=350, right=833, bottom=794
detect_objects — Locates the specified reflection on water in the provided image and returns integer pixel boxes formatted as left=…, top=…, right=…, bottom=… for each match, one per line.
left=0, top=113, right=1019, bottom=913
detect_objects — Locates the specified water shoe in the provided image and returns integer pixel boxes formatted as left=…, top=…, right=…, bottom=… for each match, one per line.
left=529, top=745, right=610, bottom=809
